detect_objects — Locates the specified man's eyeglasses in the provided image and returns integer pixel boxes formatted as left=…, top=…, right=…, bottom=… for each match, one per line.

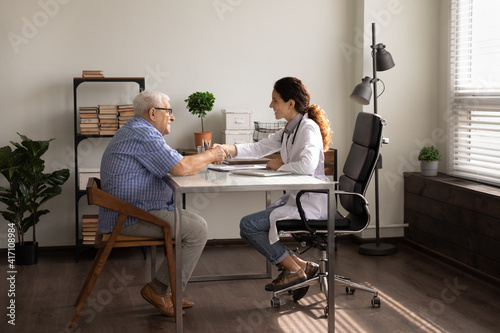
left=154, top=107, right=173, bottom=116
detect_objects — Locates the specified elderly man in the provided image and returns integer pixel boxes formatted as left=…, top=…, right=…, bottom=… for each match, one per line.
left=98, top=90, right=227, bottom=316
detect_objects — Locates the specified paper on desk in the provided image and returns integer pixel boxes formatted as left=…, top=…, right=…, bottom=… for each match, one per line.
left=207, top=164, right=267, bottom=172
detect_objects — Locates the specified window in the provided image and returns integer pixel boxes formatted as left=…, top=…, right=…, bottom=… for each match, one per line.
left=449, top=0, right=500, bottom=186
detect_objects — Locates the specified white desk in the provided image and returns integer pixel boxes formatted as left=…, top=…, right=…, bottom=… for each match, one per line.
left=169, top=169, right=336, bottom=332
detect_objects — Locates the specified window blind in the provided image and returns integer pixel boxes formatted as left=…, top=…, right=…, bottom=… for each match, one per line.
left=449, top=0, right=500, bottom=186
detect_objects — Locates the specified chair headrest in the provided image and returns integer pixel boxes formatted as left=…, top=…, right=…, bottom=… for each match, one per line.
left=352, top=112, right=383, bottom=149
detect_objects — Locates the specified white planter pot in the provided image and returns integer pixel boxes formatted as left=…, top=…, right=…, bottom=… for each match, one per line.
left=420, top=160, right=438, bottom=176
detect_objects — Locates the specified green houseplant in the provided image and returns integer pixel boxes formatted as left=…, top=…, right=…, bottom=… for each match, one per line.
left=0, top=133, right=70, bottom=264
left=418, top=145, right=441, bottom=176
left=184, top=91, right=216, bottom=147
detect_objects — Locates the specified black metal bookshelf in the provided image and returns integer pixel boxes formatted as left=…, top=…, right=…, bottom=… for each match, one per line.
left=73, top=77, right=145, bottom=261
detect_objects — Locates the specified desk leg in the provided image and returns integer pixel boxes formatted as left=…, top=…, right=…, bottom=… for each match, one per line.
left=174, top=190, right=183, bottom=333
left=265, top=191, right=273, bottom=278
left=327, top=186, right=335, bottom=332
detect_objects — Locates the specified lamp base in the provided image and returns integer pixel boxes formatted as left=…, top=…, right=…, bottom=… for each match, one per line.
left=358, top=242, right=397, bottom=256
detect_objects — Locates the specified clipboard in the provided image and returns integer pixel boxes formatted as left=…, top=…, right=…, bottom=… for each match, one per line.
left=222, top=158, right=270, bottom=165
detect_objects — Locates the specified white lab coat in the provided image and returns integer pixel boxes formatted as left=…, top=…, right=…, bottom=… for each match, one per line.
left=235, top=113, right=329, bottom=243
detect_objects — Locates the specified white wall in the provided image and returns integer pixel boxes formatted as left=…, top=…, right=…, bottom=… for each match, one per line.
left=350, top=0, right=443, bottom=238
left=0, top=0, right=444, bottom=248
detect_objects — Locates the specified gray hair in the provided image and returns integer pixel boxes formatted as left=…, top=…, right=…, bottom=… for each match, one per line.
left=133, top=91, right=170, bottom=116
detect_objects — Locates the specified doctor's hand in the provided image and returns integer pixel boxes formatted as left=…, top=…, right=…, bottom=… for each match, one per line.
left=266, top=158, right=284, bottom=171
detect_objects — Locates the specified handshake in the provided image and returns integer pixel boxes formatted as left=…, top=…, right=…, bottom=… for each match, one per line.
left=207, top=144, right=235, bottom=165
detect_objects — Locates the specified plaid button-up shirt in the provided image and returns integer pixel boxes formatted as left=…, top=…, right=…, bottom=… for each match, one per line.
left=98, top=116, right=182, bottom=233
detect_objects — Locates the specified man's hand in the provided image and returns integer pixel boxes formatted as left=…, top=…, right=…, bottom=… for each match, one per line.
left=169, top=145, right=227, bottom=176
left=209, top=145, right=227, bottom=165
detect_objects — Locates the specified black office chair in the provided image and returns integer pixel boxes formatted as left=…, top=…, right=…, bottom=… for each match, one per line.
left=272, top=111, right=384, bottom=316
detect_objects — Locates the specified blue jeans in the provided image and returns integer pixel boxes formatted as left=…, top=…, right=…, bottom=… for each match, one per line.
left=240, top=206, right=293, bottom=266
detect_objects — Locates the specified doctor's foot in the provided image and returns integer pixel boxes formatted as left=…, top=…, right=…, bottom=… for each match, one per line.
left=265, top=269, right=306, bottom=292
left=292, top=261, right=319, bottom=302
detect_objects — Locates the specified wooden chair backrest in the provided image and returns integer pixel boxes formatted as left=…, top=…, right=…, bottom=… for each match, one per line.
left=86, top=177, right=170, bottom=229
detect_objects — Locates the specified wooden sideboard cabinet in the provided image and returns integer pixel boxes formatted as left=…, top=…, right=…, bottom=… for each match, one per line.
left=404, top=172, right=500, bottom=280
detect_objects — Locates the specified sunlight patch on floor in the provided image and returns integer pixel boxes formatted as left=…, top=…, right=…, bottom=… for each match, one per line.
left=364, top=282, right=449, bottom=333
left=273, top=280, right=452, bottom=333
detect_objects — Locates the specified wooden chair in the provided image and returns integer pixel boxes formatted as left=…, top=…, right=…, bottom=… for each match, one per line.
left=70, top=177, right=177, bottom=328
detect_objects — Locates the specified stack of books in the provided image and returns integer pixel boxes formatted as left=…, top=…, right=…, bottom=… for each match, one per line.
left=82, top=70, right=104, bottom=78
left=79, top=107, right=99, bottom=135
left=98, top=105, right=118, bottom=135
left=82, top=214, right=98, bottom=245
left=118, top=104, right=135, bottom=127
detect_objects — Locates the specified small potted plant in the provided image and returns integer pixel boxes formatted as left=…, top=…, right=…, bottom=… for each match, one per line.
left=0, top=133, right=70, bottom=265
left=184, top=91, right=216, bottom=148
left=418, top=145, right=441, bottom=176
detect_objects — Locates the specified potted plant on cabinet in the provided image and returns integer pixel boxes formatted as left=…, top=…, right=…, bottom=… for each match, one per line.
left=184, top=91, right=216, bottom=148
left=418, top=145, right=441, bottom=176
left=0, top=133, right=70, bottom=265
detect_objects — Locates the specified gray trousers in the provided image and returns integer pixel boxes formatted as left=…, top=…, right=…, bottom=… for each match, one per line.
left=121, top=209, right=208, bottom=291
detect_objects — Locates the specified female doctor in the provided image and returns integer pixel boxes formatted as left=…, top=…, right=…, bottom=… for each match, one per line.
left=221, top=77, right=332, bottom=294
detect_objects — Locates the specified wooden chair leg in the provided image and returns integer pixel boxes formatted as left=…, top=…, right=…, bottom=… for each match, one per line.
left=163, top=227, right=177, bottom=314
left=150, top=245, right=157, bottom=279
left=74, top=247, right=104, bottom=306
left=70, top=242, right=115, bottom=328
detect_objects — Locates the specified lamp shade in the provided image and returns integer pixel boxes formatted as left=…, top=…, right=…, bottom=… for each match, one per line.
left=376, top=45, right=395, bottom=71
left=350, top=76, right=372, bottom=105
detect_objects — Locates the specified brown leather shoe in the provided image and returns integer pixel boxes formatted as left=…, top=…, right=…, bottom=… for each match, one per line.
left=141, top=284, right=184, bottom=317
left=293, top=261, right=319, bottom=301
left=166, top=293, right=195, bottom=309
left=305, top=261, right=319, bottom=278
left=265, top=269, right=307, bottom=291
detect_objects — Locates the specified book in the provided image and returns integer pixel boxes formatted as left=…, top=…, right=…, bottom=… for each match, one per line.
left=99, top=114, right=118, bottom=119
left=80, top=130, right=100, bottom=135
left=100, top=130, right=117, bottom=135
left=82, top=214, right=98, bottom=222
left=82, top=70, right=104, bottom=78
left=80, top=123, right=99, bottom=128
left=81, top=118, right=99, bottom=124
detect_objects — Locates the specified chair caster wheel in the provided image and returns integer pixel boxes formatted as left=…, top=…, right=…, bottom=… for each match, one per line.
left=271, top=297, right=281, bottom=308
left=371, top=296, right=381, bottom=308
left=345, top=287, right=355, bottom=295
left=324, top=306, right=329, bottom=317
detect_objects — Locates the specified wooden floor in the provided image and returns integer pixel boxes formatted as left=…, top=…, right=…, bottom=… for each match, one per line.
left=4, top=239, right=500, bottom=333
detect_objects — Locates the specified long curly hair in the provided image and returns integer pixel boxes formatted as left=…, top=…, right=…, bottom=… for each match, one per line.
left=274, top=77, right=332, bottom=151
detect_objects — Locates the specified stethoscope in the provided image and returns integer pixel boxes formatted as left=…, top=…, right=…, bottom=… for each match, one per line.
left=280, top=114, right=304, bottom=146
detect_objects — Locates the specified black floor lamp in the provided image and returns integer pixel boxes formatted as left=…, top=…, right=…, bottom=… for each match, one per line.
left=350, top=22, right=398, bottom=256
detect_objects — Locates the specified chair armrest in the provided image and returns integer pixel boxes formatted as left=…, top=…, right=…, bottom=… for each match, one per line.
left=295, top=189, right=328, bottom=233
left=334, top=190, right=369, bottom=206
left=293, top=188, right=368, bottom=233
